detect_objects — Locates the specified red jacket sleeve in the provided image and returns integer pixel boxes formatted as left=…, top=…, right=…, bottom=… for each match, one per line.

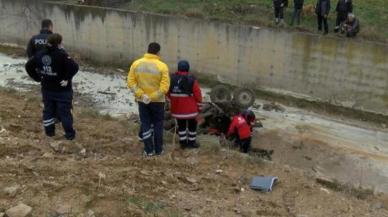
left=193, top=80, right=202, bottom=103
left=227, top=117, right=238, bottom=136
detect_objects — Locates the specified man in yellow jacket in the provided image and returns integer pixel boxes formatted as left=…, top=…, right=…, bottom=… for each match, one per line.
left=128, top=42, right=170, bottom=156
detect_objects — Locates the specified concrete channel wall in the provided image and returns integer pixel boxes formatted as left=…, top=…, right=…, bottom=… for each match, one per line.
left=0, top=0, right=388, bottom=115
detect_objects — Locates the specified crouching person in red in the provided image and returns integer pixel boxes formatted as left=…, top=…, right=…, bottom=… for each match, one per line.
left=168, top=60, right=202, bottom=149
left=227, top=110, right=256, bottom=153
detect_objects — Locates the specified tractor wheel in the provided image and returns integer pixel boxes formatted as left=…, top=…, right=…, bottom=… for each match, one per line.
left=210, top=84, right=232, bottom=103
left=233, top=88, right=255, bottom=109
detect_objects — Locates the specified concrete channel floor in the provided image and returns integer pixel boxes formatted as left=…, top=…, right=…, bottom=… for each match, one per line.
left=1, top=52, right=388, bottom=193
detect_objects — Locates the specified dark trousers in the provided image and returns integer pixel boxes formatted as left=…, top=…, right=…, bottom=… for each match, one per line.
left=346, top=30, right=358, bottom=38
left=236, top=137, right=252, bottom=153
left=335, top=11, right=348, bottom=29
left=42, top=90, right=75, bottom=139
left=177, top=119, right=197, bottom=148
left=291, top=8, right=302, bottom=25
left=138, top=102, right=164, bottom=155
left=317, top=14, right=329, bottom=33
left=274, top=7, right=284, bottom=21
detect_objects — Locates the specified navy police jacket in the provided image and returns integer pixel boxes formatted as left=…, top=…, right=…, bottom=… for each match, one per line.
left=25, top=46, right=79, bottom=92
left=26, top=29, right=53, bottom=58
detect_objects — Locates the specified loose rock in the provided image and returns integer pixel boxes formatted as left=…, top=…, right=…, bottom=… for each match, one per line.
left=3, top=185, right=20, bottom=197
left=55, top=204, right=71, bottom=215
left=5, top=203, right=32, bottom=217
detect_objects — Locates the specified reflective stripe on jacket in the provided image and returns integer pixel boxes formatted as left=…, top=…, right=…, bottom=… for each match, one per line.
left=168, top=71, right=202, bottom=119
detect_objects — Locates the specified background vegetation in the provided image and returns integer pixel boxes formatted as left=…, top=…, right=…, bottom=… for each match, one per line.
left=60, top=0, right=388, bottom=42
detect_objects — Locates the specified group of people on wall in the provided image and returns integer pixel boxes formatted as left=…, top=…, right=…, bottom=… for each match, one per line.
left=24, top=19, right=256, bottom=157
left=273, top=0, right=360, bottom=37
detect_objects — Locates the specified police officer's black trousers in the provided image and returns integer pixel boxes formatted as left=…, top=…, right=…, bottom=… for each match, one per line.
left=291, top=8, right=302, bottom=25
left=177, top=119, right=197, bottom=148
left=42, top=90, right=75, bottom=140
left=335, top=12, right=348, bottom=29
left=274, top=7, right=284, bottom=21
left=317, top=14, right=329, bottom=33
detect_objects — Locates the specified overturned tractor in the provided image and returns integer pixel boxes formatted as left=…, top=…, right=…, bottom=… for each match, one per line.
left=165, top=84, right=261, bottom=135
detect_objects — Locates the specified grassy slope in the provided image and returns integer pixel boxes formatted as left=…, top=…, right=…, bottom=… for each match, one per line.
left=100, top=0, right=387, bottom=42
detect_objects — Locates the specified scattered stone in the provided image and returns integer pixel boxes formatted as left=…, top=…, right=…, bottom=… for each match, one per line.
left=3, top=185, right=20, bottom=197
left=5, top=203, right=32, bottom=217
left=185, top=177, right=197, bottom=184
left=183, top=204, right=193, bottom=211
left=116, top=68, right=125, bottom=73
left=0, top=127, right=7, bottom=134
left=252, top=103, right=261, bottom=110
left=140, top=170, right=151, bottom=176
left=283, top=165, right=291, bottom=173
left=55, top=204, right=71, bottom=215
left=233, top=186, right=242, bottom=193
left=0, top=212, right=4, bottom=217
left=215, top=169, right=223, bottom=174
left=49, top=141, right=62, bottom=152
left=233, top=207, right=241, bottom=214
left=87, top=209, right=95, bottom=217
left=127, top=113, right=140, bottom=123
left=262, top=102, right=285, bottom=112
left=97, top=172, right=106, bottom=188
left=42, top=152, right=54, bottom=159
left=79, top=148, right=87, bottom=157
left=205, top=198, right=215, bottom=203
left=320, top=187, right=331, bottom=194
left=370, top=202, right=384, bottom=210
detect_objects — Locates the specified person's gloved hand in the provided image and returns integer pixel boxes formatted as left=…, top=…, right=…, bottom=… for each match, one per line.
left=60, top=80, right=68, bottom=87
left=280, top=3, right=284, bottom=7
left=142, top=94, right=151, bottom=104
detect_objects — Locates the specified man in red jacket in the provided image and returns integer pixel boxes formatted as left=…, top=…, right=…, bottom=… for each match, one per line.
left=168, top=60, right=202, bottom=149
left=227, top=110, right=255, bottom=153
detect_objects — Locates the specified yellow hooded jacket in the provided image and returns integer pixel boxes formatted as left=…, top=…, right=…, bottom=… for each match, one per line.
left=127, top=53, right=170, bottom=102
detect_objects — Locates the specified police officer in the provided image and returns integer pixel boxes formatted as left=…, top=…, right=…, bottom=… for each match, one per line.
left=25, top=34, right=79, bottom=140
left=334, top=0, right=352, bottom=32
left=273, top=0, right=289, bottom=25
left=27, top=19, right=54, bottom=58
left=316, top=0, right=331, bottom=35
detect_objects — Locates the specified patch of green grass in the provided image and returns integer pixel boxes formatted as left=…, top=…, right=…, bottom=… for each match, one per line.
left=69, top=0, right=388, bottom=42
left=316, top=178, right=375, bottom=200
left=127, top=196, right=181, bottom=216
left=199, top=135, right=222, bottom=153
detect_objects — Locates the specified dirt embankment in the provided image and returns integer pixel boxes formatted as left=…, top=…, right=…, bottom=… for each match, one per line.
left=0, top=90, right=387, bottom=217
